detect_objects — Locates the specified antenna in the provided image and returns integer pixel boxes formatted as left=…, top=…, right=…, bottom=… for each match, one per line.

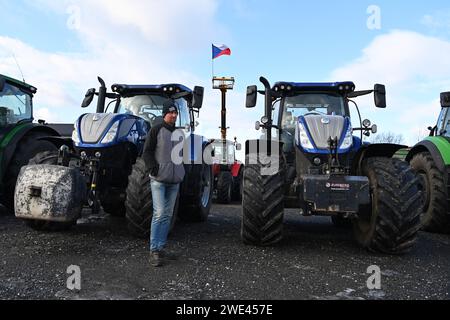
left=12, top=54, right=26, bottom=83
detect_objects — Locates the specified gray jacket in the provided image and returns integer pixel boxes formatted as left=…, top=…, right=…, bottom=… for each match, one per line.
left=142, top=122, right=185, bottom=184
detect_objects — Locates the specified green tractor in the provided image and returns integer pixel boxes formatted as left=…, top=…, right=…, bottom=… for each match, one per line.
left=0, top=74, right=66, bottom=211
left=406, top=91, right=450, bottom=233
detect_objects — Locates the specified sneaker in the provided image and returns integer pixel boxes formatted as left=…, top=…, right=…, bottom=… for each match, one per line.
left=150, top=251, right=163, bottom=267
left=160, top=250, right=178, bottom=260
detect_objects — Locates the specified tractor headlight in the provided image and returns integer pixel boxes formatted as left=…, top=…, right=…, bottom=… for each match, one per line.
left=340, top=124, right=353, bottom=150
left=72, top=122, right=80, bottom=144
left=297, top=122, right=314, bottom=150
left=101, top=121, right=119, bottom=144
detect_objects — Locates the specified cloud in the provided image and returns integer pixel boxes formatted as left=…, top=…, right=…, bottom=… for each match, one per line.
left=330, top=30, right=450, bottom=145
left=0, top=0, right=226, bottom=124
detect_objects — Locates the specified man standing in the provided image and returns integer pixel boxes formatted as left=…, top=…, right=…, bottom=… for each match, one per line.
left=142, top=100, right=185, bottom=267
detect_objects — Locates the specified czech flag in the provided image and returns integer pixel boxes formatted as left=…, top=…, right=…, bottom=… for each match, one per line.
left=212, top=44, right=231, bottom=59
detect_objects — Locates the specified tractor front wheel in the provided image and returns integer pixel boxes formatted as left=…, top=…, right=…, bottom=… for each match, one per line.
left=241, top=153, right=285, bottom=246
left=125, top=158, right=177, bottom=238
left=216, top=171, right=232, bottom=204
left=178, top=164, right=213, bottom=222
left=353, top=157, right=422, bottom=254
left=410, top=152, right=450, bottom=233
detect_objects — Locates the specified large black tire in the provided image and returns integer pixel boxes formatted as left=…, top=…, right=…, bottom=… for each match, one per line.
left=125, top=158, right=177, bottom=238
left=3, top=133, right=57, bottom=210
left=353, top=157, right=422, bottom=254
left=101, top=199, right=126, bottom=217
left=410, top=152, right=450, bottom=233
left=231, top=168, right=243, bottom=202
left=28, top=150, right=58, bottom=165
left=216, top=171, right=233, bottom=204
left=24, top=150, right=76, bottom=232
left=101, top=190, right=126, bottom=217
left=178, top=164, right=213, bottom=222
left=241, top=153, right=285, bottom=246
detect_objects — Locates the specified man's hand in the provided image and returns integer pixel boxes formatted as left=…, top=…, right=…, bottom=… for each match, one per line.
left=150, top=165, right=159, bottom=177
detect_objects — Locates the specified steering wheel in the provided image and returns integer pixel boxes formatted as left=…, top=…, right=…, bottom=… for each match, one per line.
left=139, top=112, right=158, bottom=122
left=304, top=111, right=325, bottom=116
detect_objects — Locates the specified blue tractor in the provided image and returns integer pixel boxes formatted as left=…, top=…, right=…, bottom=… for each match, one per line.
left=242, top=77, right=422, bottom=254
left=15, top=77, right=213, bottom=236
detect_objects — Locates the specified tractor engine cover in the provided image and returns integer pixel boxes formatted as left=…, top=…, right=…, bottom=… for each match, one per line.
left=15, top=164, right=86, bottom=222
left=303, top=175, right=370, bottom=213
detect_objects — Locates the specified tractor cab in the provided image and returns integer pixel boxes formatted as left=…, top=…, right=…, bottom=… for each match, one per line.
left=435, top=91, right=450, bottom=137
left=0, top=75, right=35, bottom=128
left=276, top=84, right=352, bottom=156
left=111, top=83, right=200, bottom=131
left=212, top=139, right=239, bottom=166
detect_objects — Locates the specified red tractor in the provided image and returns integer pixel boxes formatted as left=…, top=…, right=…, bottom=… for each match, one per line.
left=212, top=138, right=243, bottom=203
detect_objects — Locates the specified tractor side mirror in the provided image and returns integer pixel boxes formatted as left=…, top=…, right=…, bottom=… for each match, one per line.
left=0, top=77, right=5, bottom=92
left=246, top=85, right=257, bottom=108
left=81, top=88, right=96, bottom=108
left=440, top=92, right=450, bottom=107
left=374, top=84, right=386, bottom=108
left=192, top=86, right=204, bottom=109
left=236, top=143, right=242, bottom=151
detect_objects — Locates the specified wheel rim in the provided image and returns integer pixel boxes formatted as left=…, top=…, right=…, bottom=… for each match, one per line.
left=417, top=171, right=430, bottom=214
left=201, top=168, right=211, bottom=208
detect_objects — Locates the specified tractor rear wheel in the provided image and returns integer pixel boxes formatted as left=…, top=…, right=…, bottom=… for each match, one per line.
left=241, top=153, right=285, bottom=246
left=353, top=157, right=422, bottom=254
left=231, top=168, right=243, bottom=202
left=410, top=152, right=450, bottom=233
left=3, top=133, right=57, bottom=211
left=178, top=164, right=213, bottom=222
left=216, top=171, right=232, bottom=204
left=125, top=158, right=177, bottom=238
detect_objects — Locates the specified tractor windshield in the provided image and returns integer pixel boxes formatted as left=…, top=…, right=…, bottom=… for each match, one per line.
left=437, top=107, right=450, bottom=137
left=212, top=140, right=235, bottom=164
left=0, top=82, right=32, bottom=127
left=117, top=95, right=189, bottom=128
left=281, top=93, right=346, bottom=131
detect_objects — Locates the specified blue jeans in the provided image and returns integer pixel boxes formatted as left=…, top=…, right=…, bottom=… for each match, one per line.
left=150, top=180, right=180, bottom=252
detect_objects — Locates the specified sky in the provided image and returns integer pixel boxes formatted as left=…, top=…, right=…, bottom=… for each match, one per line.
left=1, top=0, right=450, bottom=160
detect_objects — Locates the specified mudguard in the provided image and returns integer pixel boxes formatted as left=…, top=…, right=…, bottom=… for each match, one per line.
left=351, top=143, right=408, bottom=174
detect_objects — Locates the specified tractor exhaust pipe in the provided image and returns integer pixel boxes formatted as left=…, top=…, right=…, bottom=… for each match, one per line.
left=96, top=77, right=106, bottom=114
left=260, top=76, right=273, bottom=154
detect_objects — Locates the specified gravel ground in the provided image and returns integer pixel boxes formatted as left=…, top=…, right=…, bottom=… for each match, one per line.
left=0, top=203, right=449, bottom=300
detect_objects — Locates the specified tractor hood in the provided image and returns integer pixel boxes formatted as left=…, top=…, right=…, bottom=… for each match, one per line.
left=80, top=113, right=116, bottom=143
left=73, top=113, right=148, bottom=147
left=295, top=115, right=354, bottom=154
